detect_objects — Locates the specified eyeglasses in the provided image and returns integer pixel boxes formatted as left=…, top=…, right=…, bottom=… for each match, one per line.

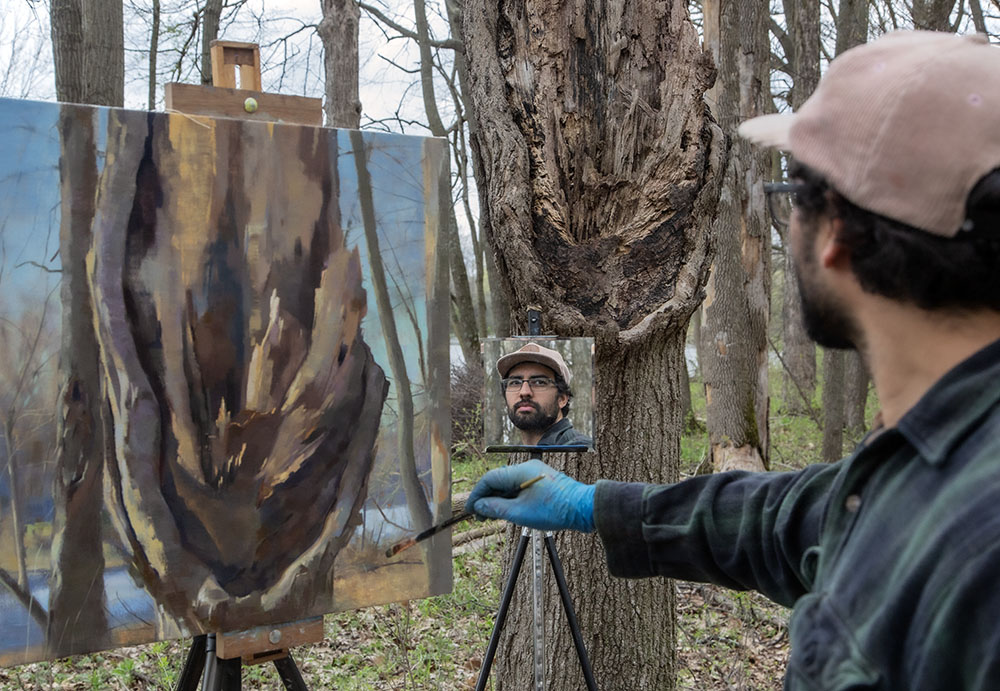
left=502, top=376, right=556, bottom=392
left=763, top=181, right=809, bottom=230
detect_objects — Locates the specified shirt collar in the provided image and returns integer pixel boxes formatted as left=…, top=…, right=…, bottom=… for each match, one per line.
left=538, top=417, right=572, bottom=444
left=895, top=338, right=1000, bottom=465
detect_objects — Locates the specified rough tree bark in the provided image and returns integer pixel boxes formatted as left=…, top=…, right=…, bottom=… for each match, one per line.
left=911, top=0, right=958, bottom=29
left=780, top=0, right=820, bottom=414
left=86, top=108, right=387, bottom=632
left=700, top=0, right=771, bottom=473
left=201, top=0, right=224, bottom=85
left=464, top=0, right=725, bottom=687
left=319, top=0, right=362, bottom=128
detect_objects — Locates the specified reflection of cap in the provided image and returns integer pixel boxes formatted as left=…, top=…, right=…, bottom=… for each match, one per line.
left=738, top=31, right=1000, bottom=237
left=496, top=343, right=571, bottom=383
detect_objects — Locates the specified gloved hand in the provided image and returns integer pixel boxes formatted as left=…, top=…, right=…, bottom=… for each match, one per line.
left=466, top=459, right=596, bottom=532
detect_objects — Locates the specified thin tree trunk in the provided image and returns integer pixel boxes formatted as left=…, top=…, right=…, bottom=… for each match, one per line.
left=319, top=0, right=362, bottom=129
left=844, top=351, right=869, bottom=445
left=822, top=349, right=846, bottom=462
left=413, top=0, right=481, bottom=358
left=351, top=129, right=433, bottom=532
left=969, top=0, right=988, bottom=33
left=200, top=0, right=223, bottom=85
left=148, top=0, right=160, bottom=110
left=701, top=0, right=771, bottom=473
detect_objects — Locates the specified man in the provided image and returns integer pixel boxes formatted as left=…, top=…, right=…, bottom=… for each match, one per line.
left=469, top=31, right=1000, bottom=688
left=497, top=342, right=592, bottom=447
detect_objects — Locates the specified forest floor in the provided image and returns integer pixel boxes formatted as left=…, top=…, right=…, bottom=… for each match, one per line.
left=0, top=369, right=860, bottom=690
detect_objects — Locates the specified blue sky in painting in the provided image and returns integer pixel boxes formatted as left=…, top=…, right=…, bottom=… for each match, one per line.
left=0, top=98, right=63, bottom=307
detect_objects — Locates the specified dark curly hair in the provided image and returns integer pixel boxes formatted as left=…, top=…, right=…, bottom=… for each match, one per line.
left=789, top=160, right=1000, bottom=312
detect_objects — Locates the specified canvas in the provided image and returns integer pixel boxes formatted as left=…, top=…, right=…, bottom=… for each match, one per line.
left=0, top=97, right=451, bottom=665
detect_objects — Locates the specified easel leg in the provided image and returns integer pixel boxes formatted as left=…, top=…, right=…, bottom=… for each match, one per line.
left=175, top=635, right=208, bottom=691
left=202, top=634, right=220, bottom=691
left=475, top=528, right=531, bottom=691
left=273, top=654, right=309, bottom=691
left=544, top=533, right=598, bottom=691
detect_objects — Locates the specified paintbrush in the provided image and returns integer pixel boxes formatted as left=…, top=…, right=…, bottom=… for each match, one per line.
left=385, top=474, right=545, bottom=558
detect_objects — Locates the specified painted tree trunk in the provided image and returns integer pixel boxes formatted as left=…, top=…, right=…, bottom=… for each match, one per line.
left=464, top=0, right=725, bottom=687
left=81, top=107, right=387, bottom=633
left=47, top=105, right=109, bottom=657
left=701, top=0, right=771, bottom=473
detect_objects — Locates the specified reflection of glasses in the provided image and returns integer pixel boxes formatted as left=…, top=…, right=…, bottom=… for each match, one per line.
left=763, top=181, right=809, bottom=230
left=503, top=376, right=556, bottom=391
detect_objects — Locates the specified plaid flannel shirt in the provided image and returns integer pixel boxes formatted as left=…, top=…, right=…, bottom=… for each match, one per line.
left=595, top=338, right=1000, bottom=689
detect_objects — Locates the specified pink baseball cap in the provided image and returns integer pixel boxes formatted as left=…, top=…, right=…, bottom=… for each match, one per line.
left=739, top=31, right=1000, bottom=237
left=496, top=342, right=571, bottom=383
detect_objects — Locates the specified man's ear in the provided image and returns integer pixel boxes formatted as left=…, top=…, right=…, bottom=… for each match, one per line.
left=819, top=217, right=851, bottom=270
left=557, top=393, right=569, bottom=411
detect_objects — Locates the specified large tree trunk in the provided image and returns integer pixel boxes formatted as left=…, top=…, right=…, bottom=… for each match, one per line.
left=780, top=0, right=820, bottom=414
left=51, top=0, right=124, bottom=106
left=82, top=0, right=124, bottom=106
left=50, top=0, right=86, bottom=104
left=464, top=0, right=724, bottom=687
left=700, top=0, right=770, bottom=473
left=319, top=0, right=362, bottom=128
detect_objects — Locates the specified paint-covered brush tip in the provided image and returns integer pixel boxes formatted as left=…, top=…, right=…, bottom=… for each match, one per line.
left=386, top=538, right=415, bottom=558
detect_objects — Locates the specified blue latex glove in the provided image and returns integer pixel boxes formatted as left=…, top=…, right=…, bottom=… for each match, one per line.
left=466, top=459, right=596, bottom=532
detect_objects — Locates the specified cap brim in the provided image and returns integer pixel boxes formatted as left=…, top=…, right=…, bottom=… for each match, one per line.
left=737, top=113, right=795, bottom=150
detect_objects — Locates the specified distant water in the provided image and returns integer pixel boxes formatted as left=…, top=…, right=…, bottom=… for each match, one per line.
left=0, top=567, right=155, bottom=654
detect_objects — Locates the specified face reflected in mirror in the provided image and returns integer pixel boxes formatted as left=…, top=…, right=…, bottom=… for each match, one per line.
left=504, top=362, right=569, bottom=444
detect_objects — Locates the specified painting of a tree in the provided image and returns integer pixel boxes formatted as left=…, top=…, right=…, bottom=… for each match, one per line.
left=0, top=97, right=451, bottom=665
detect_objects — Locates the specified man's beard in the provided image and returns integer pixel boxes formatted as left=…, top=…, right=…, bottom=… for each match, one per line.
left=794, top=263, right=859, bottom=350
left=507, top=399, right=559, bottom=432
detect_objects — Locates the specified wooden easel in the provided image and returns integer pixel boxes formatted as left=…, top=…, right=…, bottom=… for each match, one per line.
left=165, top=41, right=325, bottom=691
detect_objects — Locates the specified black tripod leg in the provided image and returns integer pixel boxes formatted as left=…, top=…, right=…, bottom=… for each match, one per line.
left=274, top=654, right=309, bottom=691
left=475, top=528, right=530, bottom=691
left=544, top=534, right=599, bottom=691
left=175, top=635, right=207, bottom=691
left=202, top=634, right=220, bottom=691
left=217, top=656, right=242, bottom=691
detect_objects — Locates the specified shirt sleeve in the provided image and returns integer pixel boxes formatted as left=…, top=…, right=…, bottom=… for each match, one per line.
left=593, top=463, right=841, bottom=608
